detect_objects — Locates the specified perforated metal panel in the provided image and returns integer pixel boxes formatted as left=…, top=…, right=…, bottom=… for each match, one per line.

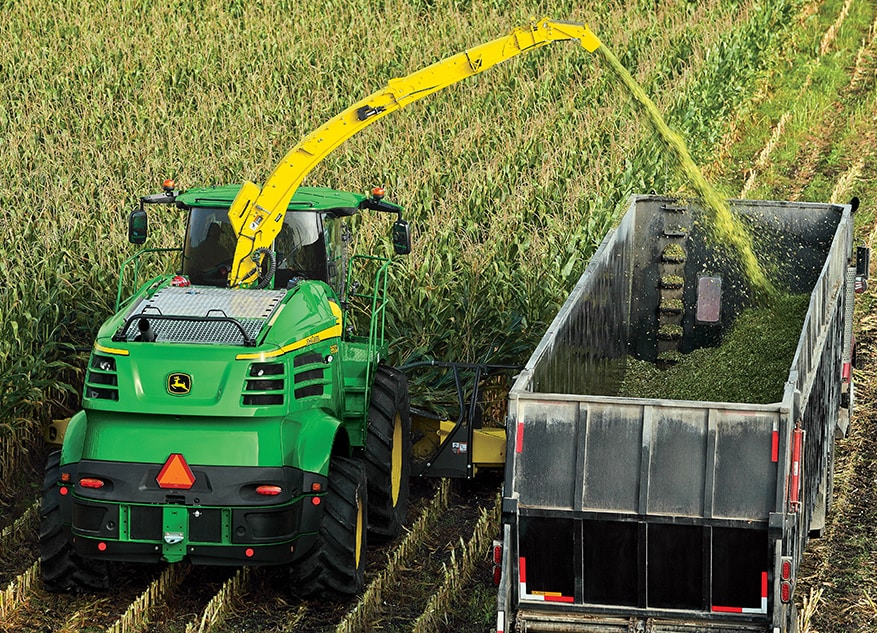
left=121, top=286, right=286, bottom=344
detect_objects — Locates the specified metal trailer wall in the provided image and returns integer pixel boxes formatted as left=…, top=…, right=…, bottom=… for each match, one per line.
left=500, top=196, right=853, bottom=633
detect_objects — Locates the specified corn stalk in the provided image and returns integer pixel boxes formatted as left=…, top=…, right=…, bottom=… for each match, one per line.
left=0, top=499, right=39, bottom=554
left=797, top=586, right=823, bottom=633
left=334, top=478, right=451, bottom=633
left=0, top=425, right=37, bottom=498
left=105, top=563, right=190, bottom=633
left=184, top=567, right=251, bottom=633
left=410, top=493, right=500, bottom=633
left=0, top=560, right=39, bottom=622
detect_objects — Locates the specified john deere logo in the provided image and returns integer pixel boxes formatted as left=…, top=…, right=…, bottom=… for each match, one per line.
left=167, top=373, right=192, bottom=395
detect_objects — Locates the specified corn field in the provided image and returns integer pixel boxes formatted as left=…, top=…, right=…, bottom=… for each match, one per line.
left=0, top=0, right=799, bottom=430
left=2, top=0, right=877, bottom=630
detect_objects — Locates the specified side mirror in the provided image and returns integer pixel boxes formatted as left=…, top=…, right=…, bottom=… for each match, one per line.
left=128, top=207, right=148, bottom=244
left=392, top=219, right=411, bottom=255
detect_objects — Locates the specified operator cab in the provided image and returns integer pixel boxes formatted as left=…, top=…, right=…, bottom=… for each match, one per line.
left=181, top=208, right=334, bottom=290
left=128, top=184, right=407, bottom=295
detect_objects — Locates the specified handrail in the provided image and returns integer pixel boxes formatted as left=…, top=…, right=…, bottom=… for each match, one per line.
left=115, top=247, right=182, bottom=311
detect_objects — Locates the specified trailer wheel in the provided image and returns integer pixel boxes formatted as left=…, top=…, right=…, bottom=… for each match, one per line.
left=39, top=451, right=109, bottom=593
left=292, top=456, right=367, bottom=597
left=365, top=364, right=411, bottom=540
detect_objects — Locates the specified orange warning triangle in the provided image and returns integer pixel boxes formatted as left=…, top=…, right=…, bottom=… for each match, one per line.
left=156, top=453, right=196, bottom=490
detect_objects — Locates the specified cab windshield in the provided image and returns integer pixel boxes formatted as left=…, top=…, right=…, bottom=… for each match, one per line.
left=181, top=207, right=329, bottom=288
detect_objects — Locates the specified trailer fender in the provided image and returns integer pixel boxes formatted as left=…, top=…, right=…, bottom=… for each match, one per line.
left=281, top=411, right=346, bottom=476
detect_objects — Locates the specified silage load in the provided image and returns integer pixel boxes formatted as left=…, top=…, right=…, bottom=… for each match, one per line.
left=619, top=294, right=809, bottom=404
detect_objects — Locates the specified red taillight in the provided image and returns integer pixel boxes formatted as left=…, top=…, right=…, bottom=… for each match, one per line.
left=781, top=581, right=792, bottom=603
left=97, top=542, right=107, bottom=552
left=245, top=548, right=254, bottom=558
left=312, top=497, right=321, bottom=506
left=256, top=485, right=282, bottom=496
left=492, top=541, right=503, bottom=565
left=781, top=558, right=793, bottom=580
left=79, top=478, right=105, bottom=489
left=59, top=486, right=69, bottom=496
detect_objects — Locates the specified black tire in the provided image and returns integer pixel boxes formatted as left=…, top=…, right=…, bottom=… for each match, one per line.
left=40, top=451, right=109, bottom=593
left=365, top=365, right=411, bottom=540
left=292, top=456, right=367, bottom=598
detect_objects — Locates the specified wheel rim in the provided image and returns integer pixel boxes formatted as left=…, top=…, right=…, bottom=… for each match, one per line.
left=391, top=412, right=403, bottom=506
left=355, top=492, right=363, bottom=567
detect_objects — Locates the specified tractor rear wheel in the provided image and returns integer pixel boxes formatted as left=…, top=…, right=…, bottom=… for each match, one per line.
left=292, top=456, right=367, bottom=597
left=40, top=451, right=110, bottom=592
left=365, top=365, right=411, bottom=540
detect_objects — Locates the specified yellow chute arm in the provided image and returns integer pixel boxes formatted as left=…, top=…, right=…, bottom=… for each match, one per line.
left=227, top=18, right=601, bottom=287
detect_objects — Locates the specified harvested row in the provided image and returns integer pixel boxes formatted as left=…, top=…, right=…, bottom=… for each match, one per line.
left=106, top=563, right=191, bottom=633
left=151, top=479, right=454, bottom=633
left=0, top=561, right=39, bottom=625
left=0, top=500, right=38, bottom=557
left=0, top=456, right=493, bottom=633
left=410, top=495, right=500, bottom=633
left=0, top=560, right=165, bottom=633
left=209, top=477, right=498, bottom=633
left=0, top=499, right=39, bottom=594
left=334, top=478, right=452, bottom=633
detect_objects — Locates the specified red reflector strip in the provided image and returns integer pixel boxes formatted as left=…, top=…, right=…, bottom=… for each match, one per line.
left=771, top=430, right=779, bottom=462
left=789, top=429, right=804, bottom=509
left=515, top=422, right=524, bottom=453
left=712, top=572, right=769, bottom=614
left=842, top=361, right=851, bottom=382
left=518, top=556, right=574, bottom=603
left=543, top=594, right=575, bottom=603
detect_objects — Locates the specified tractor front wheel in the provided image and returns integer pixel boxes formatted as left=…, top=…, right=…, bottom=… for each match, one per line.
left=292, top=456, right=367, bottom=597
left=365, top=365, right=411, bottom=540
left=40, top=451, right=109, bottom=593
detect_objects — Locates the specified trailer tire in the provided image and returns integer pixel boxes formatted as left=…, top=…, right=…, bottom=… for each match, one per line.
left=365, top=364, right=411, bottom=540
left=292, top=456, right=367, bottom=597
left=39, top=451, right=110, bottom=593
